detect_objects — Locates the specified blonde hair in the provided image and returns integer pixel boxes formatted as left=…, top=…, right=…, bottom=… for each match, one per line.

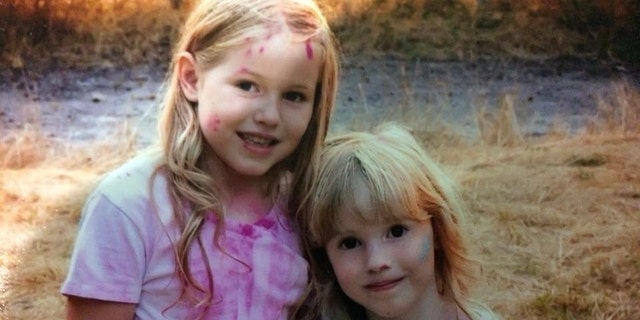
left=153, top=0, right=339, bottom=315
left=299, top=122, right=492, bottom=320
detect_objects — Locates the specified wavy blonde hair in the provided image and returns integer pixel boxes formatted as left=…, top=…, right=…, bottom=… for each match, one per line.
left=298, top=122, right=494, bottom=320
left=153, top=0, right=339, bottom=316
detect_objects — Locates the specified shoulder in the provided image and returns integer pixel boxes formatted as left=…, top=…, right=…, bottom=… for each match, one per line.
left=81, top=152, right=172, bottom=225
left=98, top=152, right=163, bottom=191
left=93, top=153, right=165, bottom=205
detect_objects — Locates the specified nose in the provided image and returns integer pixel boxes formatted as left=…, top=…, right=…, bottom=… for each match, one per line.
left=254, top=96, right=280, bottom=126
left=366, top=243, right=391, bottom=274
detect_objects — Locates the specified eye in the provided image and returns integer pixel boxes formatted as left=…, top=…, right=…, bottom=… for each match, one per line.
left=387, top=225, right=408, bottom=239
left=283, top=91, right=306, bottom=102
left=237, top=80, right=257, bottom=92
left=338, top=237, right=361, bottom=250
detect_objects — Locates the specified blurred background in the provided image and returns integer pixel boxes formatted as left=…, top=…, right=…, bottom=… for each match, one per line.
left=1, top=0, right=639, bottom=69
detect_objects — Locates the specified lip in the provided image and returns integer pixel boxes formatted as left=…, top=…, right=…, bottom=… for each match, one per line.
left=237, top=131, right=279, bottom=147
left=364, top=277, right=403, bottom=292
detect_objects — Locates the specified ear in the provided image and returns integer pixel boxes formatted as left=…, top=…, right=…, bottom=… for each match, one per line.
left=177, top=52, right=199, bottom=102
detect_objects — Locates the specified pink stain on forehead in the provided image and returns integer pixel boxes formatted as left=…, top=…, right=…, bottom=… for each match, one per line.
left=305, top=40, right=314, bottom=60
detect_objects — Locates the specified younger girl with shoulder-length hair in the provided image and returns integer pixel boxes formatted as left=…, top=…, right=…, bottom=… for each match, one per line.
left=61, top=0, right=340, bottom=319
left=298, top=122, right=498, bottom=320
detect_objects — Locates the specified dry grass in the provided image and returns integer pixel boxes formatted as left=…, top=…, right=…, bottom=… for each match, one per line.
left=442, top=135, right=640, bottom=320
left=1, top=84, right=639, bottom=319
left=0, top=129, right=138, bottom=320
left=1, top=0, right=639, bottom=67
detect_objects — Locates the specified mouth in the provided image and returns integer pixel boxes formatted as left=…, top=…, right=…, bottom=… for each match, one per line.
left=364, top=278, right=403, bottom=292
left=238, top=132, right=278, bottom=147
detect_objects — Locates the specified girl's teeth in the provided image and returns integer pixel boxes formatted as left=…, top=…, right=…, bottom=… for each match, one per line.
left=244, top=135, right=272, bottom=146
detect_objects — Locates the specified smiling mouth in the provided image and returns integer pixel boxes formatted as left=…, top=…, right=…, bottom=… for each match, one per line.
left=238, top=133, right=278, bottom=147
left=364, top=278, right=403, bottom=292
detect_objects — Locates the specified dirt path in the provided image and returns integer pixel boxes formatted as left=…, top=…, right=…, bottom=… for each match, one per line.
left=1, top=56, right=637, bottom=146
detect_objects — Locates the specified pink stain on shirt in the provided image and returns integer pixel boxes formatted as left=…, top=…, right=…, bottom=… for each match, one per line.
left=305, top=40, right=314, bottom=60
left=240, top=225, right=256, bottom=237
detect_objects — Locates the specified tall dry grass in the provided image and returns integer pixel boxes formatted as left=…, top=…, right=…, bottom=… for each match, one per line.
left=1, top=0, right=639, bottom=67
left=0, top=0, right=190, bottom=68
left=425, top=81, right=640, bottom=319
left=0, top=126, right=140, bottom=319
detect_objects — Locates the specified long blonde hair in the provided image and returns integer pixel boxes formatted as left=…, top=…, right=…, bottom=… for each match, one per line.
left=154, top=0, right=339, bottom=314
left=299, top=122, right=492, bottom=320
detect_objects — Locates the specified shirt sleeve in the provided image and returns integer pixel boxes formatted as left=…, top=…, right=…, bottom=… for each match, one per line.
left=61, top=191, right=147, bottom=303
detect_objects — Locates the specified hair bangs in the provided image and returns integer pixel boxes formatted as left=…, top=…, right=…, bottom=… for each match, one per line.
left=357, top=140, right=430, bottom=223
left=308, top=152, right=362, bottom=246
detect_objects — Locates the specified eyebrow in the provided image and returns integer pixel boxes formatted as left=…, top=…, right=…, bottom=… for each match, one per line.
left=234, top=66, right=315, bottom=91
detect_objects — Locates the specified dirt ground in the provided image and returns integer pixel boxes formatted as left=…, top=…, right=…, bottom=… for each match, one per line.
left=1, top=55, right=638, bottom=146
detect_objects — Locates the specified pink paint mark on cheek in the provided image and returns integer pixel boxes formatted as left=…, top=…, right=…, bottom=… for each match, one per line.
left=259, top=46, right=264, bottom=54
left=305, top=40, right=314, bottom=60
left=208, top=115, right=221, bottom=132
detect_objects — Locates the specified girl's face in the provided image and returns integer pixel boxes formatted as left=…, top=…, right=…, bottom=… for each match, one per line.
left=325, top=179, right=438, bottom=320
left=180, top=27, right=322, bottom=181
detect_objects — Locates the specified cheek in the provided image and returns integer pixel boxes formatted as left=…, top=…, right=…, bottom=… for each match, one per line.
left=327, top=251, right=354, bottom=282
left=284, top=108, right=313, bottom=139
left=206, top=115, right=222, bottom=132
left=417, top=237, right=432, bottom=262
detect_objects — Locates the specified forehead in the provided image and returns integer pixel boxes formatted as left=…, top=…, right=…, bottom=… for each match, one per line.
left=334, top=176, right=407, bottom=228
left=214, top=26, right=322, bottom=82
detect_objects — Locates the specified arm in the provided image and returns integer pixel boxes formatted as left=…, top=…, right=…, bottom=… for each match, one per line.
left=66, top=296, right=136, bottom=320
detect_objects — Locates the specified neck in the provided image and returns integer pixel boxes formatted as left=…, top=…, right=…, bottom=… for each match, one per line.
left=202, top=150, right=276, bottom=223
left=224, top=186, right=274, bottom=223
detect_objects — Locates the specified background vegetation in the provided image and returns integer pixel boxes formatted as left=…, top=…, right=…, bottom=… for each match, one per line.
left=1, top=0, right=639, bottom=68
left=1, top=0, right=639, bottom=319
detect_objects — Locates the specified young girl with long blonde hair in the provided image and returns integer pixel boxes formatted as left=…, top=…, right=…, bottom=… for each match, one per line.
left=299, top=122, right=498, bottom=320
left=61, top=0, right=339, bottom=319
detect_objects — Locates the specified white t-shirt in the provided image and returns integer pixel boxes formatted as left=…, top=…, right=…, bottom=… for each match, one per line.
left=61, top=154, right=308, bottom=319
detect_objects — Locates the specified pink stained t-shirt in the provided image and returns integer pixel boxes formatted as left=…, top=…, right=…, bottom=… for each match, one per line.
left=61, top=154, right=309, bottom=319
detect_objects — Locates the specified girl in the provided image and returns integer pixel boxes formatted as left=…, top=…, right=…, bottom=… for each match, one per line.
left=298, top=123, right=498, bottom=320
left=61, top=0, right=339, bottom=319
